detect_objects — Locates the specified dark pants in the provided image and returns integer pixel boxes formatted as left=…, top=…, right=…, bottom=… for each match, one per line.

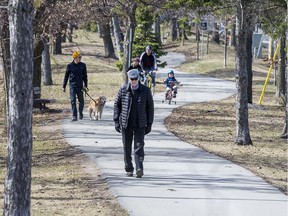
left=69, top=87, right=84, bottom=118
left=121, top=127, right=145, bottom=173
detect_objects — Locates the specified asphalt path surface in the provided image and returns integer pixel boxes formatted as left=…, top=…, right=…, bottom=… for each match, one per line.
left=62, top=52, right=287, bottom=216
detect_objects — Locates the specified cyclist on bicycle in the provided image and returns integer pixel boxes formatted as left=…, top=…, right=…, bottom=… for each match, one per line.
left=140, top=45, right=157, bottom=87
left=163, top=69, right=179, bottom=98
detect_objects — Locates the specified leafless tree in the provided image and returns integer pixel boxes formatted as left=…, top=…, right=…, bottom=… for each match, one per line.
left=281, top=59, right=287, bottom=137
left=280, top=0, right=288, bottom=138
left=246, top=1, right=262, bottom=104
left=3, top=0, right=34, bottom=215
left=0, top=0, right=10, bottom=132
left=277, top=32, right=286, bottom=98
left=42, top=36, right=53, bottom=85
left=112, top=14, right=124, bottom=59
left=99, top=19, right=116, bottom=58
left=234, top=0, right=252, bottom=145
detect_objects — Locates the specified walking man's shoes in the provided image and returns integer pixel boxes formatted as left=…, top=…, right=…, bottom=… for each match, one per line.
left=79, top=113, right=83, bottom=120
left=126, top=172, right=133, bottom=177
left=71, top=117, right=77, bottom=121
left=136, top=169, right=143, bottom=178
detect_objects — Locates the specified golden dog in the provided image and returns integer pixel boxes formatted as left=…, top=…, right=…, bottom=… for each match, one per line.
left=87, top=96, right=106, bottom=121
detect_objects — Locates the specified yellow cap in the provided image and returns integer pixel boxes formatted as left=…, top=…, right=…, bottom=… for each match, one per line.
left=72, top=51, right=81, bottom=59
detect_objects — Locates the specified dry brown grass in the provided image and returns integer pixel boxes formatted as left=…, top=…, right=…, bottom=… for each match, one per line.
left=30, top=111, right=128, bottom=216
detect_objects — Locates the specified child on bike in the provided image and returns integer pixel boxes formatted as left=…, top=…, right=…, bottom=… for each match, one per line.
left=163, top=70, right=179, bottom=98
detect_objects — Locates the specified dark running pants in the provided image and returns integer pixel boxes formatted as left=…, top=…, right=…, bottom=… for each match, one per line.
left=121, top=127, right=145, bottom=173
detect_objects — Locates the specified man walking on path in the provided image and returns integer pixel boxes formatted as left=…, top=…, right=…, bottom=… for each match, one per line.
left=63, top=51, right=88, bottom=121
left=113, top=69, right=154, bottom=178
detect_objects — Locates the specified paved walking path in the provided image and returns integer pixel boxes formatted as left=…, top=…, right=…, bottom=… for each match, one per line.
left=62, top=52, right=287, bottom=216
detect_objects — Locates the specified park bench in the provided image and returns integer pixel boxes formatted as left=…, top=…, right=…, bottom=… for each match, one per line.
left=33, top=86, right=56, bottom=110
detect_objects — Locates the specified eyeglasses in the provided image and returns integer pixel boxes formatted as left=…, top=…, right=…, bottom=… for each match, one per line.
left=130, top=78, right=138, bottom=81
left=78, top=56, right=82, bottom=59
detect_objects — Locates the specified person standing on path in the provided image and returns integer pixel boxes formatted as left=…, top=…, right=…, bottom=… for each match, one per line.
left=113, top=69, right=154, bottom=178
left=63, top=51, right=88, bottom=121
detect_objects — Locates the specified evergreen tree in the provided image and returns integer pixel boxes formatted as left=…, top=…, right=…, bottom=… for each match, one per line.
left=133, top=5, right=167, bottom=67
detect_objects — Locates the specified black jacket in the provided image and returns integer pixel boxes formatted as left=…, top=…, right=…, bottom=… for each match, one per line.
left=63, top=61, right=88, bottom=89
left=140, top=52, right=157, bottom=70
left=127, top=64, right=142, bottom=72
left=113, top=82, right=154, bottom=129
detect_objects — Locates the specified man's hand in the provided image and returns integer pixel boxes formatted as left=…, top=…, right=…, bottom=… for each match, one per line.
left=82, top=87, right=89, bottom=93
left=63, top=88, right=66, bottom=92
left=145, top=124, right=152, bottom=135
left=115, top=122, right=121, bottom=133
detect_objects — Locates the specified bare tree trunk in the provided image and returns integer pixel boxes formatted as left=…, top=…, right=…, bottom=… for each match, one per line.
left=171, top=17, right=177, bottom=41
left=281, top=7, right=288, bottom=138
left=122, top=3, right=137, bottom=83
left=196, top=26, right=200, bottom=41
left=277, top=32, right=286, bottom=98
left=246, top=0, right=259, bottom=104
left=181, top=28, right=185, bottom=46
left=4, top=1, right=33, bottom=215
left=42, top=36, right=53, bottom=85
left=196, top=26, right=200, bottom=60
left=235, top=0, right=252, bottom=145
left=206, top=31, right=210, bottom=55
left=100, top=21, right=116, bottom=58
left=280, top=58, right=287, bottom=138
left=231, top=23, right=236, bottom=47
left=122, top=27, right=130, bottom=82
left=224, top=27, right=228, bottom=68
left=68, top=23, right=73, bottom=43
left=154, top=15, right=161, bottom=43
left=112, top=14, right=124, bottom=60
left=0, top=6, right=10, bottom=133
left=33, top=37, right=44, bottom=95
left=246, top=28, right=253, bottom=104
left=98, top=23, right=103, bottom=38
left=53, top=32, right=62, bottom=55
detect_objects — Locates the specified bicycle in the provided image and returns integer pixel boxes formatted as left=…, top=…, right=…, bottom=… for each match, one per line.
left=162, top=81, right=178, bottom=105
left=143, top=70, right=156, bottom=96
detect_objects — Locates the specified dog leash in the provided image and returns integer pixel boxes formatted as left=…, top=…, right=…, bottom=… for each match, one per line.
left=82, top=88, right=97, bottom=103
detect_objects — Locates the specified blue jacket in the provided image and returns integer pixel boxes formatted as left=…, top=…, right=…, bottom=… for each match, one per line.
left=164, top=76, right=177, bottom=88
